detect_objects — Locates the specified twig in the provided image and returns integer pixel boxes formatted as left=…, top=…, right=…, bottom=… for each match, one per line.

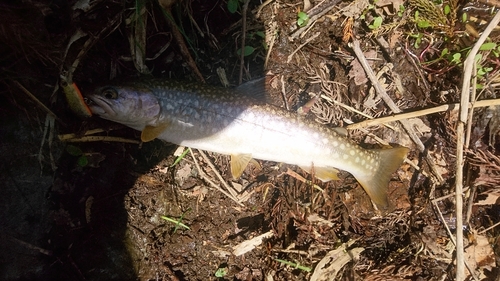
left=478, top=220, right=500, bottom=235
left=431, top=192, right=479, bottom=281
left=12, top=81, right=66, bottom=126
left=456, top=10, right=500, bottom=281
left=159, top=2, right=205, bottom=83
left=8, top=236, right=53, bottom=256
left=60, top=136, right=141, bottom=144
left=239, top=0, right=250, bottom=85
left=350, top=40, right=444, bottom=184
left=346, top=98, right=500, bottom=130
left=290, top=0, right=342, bottom=40
left=287, top=32, right=320, bottom=63
left=189, top=149, right=244, bottom=206
left=196, top=149, right=240, bottom=200
left=280, top=75, right=289, bottom=110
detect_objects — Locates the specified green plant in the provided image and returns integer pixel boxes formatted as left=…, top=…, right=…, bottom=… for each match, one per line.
left=161, top=208, right=191, bottom=233
left=275, top=258, right=312, bottom=272
left=237, top=45, right=255, bottom=56
left=170, top=147, right=190, bottom=167
left=398, top=5, right=405, bottom=17
left=214, top=267, right=228, bottom=277
left=236, top=30, right=266, bottom=56
left=297, top=11, right=309, bottom=27
left=368, top=16, right=383, bottom=29
left=227, top=0, right=239, bottom=13
left=66, top=144, right=88, bottom=167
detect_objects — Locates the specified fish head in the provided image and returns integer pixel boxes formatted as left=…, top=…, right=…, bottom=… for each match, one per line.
left=87, top=85, right=161, bottom=127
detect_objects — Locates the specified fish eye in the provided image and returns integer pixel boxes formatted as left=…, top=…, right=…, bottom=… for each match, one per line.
left=102, top=88, right=118, bottom=99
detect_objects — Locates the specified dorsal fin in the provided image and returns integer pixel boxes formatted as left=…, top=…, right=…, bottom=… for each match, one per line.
left=235, top=77, right=269, bottom=103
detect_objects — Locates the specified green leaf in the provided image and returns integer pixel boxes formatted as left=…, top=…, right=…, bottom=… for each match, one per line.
left=441, top=48, right=449, bottom=57
left=451, top=53, right=461, bottom=64
left=66, top=144, right=83, bottom=156
left=474, top=53, right=482, bottom=63
left=479, top=42, right=497, bottom=51
left=462, top=12, right=467, bottom=23
left=227, top=0, right=239, bottom=13
left=77, top=155, right=88, bottom=167
left=215, top=267, right=228, bottom=277
left=160, top=215, right=190, bottom=230
left=398, top=5, right=405, bottom=17
left=255, top=31, right=265, bottom=38
left=444, top=5, right=451, bottom=15
left=297, top=11, right=309, bottom=27
left=369, top=16, right=383, bottom=29
left=170, top=148, right=190, bottom=167
left=237, top=45, right=255, bottom=56
left=417, top=20, right=431, bottom=28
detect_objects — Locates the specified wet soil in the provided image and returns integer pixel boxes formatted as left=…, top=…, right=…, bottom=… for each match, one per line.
left=1, top=0, right=500, bottom=280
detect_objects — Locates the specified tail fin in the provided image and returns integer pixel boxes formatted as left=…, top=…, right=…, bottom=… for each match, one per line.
left=354, top=147, right=409, bottom=208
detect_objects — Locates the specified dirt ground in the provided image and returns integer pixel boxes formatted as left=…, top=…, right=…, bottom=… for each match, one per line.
left=1, top=0, right=500, bottom=280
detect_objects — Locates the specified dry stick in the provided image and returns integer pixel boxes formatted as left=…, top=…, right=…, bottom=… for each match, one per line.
left=196, top=149, right=240, bottom=200
left=238, top=0, right=250, bottom=85
left=190, top=149, right=244, bottom=206
left=478, top=220, right=500, bottom=235
left=350, top=40, right=444, bottom=184
left=287, top=32, right=320, bottom=63
left=290, top=0, right=342, bottom=40
left=456, top=10, right=500, bottom=281
left=158, top=1, right=205, bottom=83
left=431, top=192, right=480, bottom=281
left=13, top=81, right=66, bottom=126
left=61, top=136, right=141, bottom=144
left=346, top=98, right=500, bottom=130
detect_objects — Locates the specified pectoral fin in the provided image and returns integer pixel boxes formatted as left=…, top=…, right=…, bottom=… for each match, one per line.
left=300, top=166, right=340, bottom=182
left=230, top=154, right=253, bottom=179
left=141, top=123, right=170, bottom=142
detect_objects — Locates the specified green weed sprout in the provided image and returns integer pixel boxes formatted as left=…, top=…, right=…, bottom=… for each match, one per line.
left=275, top=258, right=312, bottom=272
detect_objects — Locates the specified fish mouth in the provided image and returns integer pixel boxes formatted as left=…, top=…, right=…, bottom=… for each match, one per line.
left=86, top=95, right=117, bottom=117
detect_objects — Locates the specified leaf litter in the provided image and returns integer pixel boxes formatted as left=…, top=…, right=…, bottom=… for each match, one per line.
left=1, top=0, right=500, bottom=280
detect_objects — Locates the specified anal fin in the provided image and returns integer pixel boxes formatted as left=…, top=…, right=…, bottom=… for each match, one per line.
left=300, top=166, right=340, bottom=182
left=230, top=154, right=253, bottom=179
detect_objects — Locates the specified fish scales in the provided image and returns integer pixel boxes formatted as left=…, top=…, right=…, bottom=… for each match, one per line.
left=87, top=79, right=409, bottom=207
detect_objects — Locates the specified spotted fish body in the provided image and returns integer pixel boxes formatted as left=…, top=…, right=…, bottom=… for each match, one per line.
left=87, top=79, right=408, bottom=207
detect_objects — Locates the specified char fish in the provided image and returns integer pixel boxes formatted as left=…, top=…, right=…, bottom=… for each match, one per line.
left=87, top=79, right=409, bottom=207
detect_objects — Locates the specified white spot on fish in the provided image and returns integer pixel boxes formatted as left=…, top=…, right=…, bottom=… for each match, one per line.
left=340, top=144, right=345, bottom=149
left=333, top=141, right=339, bottom=147
left=343, top=154, right=348, bottom=160
left=350, top=150, right=355, bottom=156
left=355, top=157, right=360, bottom=163
left=322, top=138, right=329, bottom=144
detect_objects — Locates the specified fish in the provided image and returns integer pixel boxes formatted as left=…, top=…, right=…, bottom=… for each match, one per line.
left=87, top=78, right=409, bottom=208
